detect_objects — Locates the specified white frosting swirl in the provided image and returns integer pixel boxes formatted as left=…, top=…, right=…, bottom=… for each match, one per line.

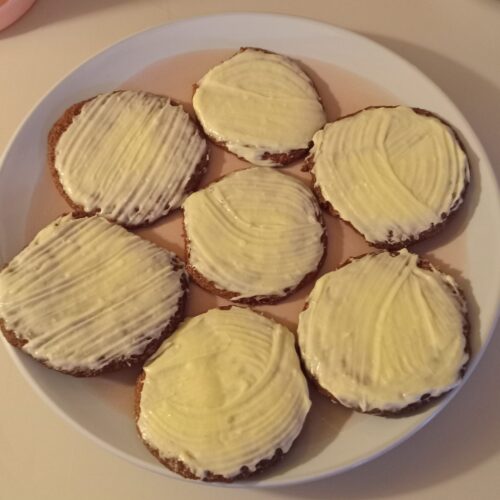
left=0, top=215, right=186, bottom=373
left=297, top=250, right=468, bottom=413
left=138, top=306, right=311, bottom=479
left=193, top=48, right=326, bottom=166
left=310, top=106, right=469, bottom=246
left=183, top=167, right=325, bottom=301
left=55, top=91, right=208, bottom=226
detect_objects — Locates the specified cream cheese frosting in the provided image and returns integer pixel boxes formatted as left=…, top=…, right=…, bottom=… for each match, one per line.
left=192, top=48, right=326, bottom=166
left=182, top=167, right=325, bottom=301
left=297, top=250, right=468, bottom=413
left=310, top=106, right=470, bottom=247
left=0, top=215, right=186, bottom=373
left=54, top=90, right=208, bottom=226
left=137, top=306, right=311, bottom=479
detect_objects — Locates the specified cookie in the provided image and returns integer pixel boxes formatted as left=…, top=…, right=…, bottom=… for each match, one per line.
left=136, top=306, right=311, bottom=481
left=0, top=214, right=187, bottom=376
left=183, top=167, right=326, bottom=304
left=305, top=106, right=470, bottom=249
left=49, top=90, right=209, bottom=227
left=193, top=47, right=326, bottom=166
left=297, top=249, right=470, bottom=415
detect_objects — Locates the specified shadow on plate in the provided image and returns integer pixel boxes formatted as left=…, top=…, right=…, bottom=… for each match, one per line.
left=247, top=385, right=352, bottom=483
left=298, top=61, right=341, bottom=122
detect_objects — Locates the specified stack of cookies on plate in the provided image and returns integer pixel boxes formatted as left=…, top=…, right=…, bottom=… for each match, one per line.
left=0, top=48, right=471, bottom=482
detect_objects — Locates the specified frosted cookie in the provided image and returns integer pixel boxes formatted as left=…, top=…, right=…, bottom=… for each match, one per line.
left=0, top=214, right=187, bottom=376
left=49, top=90, right=209, bottom=227
left=305, top=106, right=470, bottom=249
left=193, top=47, right=326, bottom=166
left=297, top=250, right=469, bottom=415
left=182, top=167, right=326, bottom=304
left=136, top=306, right=311, bottom=482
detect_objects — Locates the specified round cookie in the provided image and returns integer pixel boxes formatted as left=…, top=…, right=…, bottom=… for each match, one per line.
left=305, top=106, right=470, bottom=249
left=297, top=249, right=470, bottom=415
left=49, top=90, right=209, bottom=227
left=0, top=214, right=187, bottom=376
left=193, top=47, right=326, bottom=166
left=182, top=167, right=327, bottom=304
left=135, top=306, right=311, bottom=482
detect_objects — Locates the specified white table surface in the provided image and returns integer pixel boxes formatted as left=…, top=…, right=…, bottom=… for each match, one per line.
left=1, top=1, right=499, bottom=499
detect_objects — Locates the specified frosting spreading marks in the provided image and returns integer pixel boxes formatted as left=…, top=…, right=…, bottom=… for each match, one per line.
left=310, top=106, right=469, bottom=247
left=297, top=250, right=469, bottom=413
left=193, top=48, right=326, bottom=166
left=183, top=167, right=325, bottom=301
left=54, top=90, right=208, bottom=226
left=0, top=215, right=186, bottom=374
left=137, top=306, right=311, bottom=480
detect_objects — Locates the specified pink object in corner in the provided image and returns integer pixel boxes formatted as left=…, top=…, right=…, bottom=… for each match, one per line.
left=0, top=0, right=37, bottom=31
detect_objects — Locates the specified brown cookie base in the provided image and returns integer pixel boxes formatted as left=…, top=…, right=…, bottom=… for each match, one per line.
left=303, top=106, right=471, bottom=250
left=193, top=47, right=324, bottom=167
left=182, top=169, right=327, bottom=305
left=47, top=91, right=209, bottom=228
left=298, top=251, right=471, bottom=416
left=206, top=133, right=310, bottom=168
left=134, top=371, right=284, bottom=482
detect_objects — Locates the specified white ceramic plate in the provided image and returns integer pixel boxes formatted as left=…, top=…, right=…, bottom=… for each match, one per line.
left=1, top=13, right=499, bottom=487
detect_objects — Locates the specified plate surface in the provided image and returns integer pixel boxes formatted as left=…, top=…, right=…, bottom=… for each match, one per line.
left=1, top=13, right=499, bottom=487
